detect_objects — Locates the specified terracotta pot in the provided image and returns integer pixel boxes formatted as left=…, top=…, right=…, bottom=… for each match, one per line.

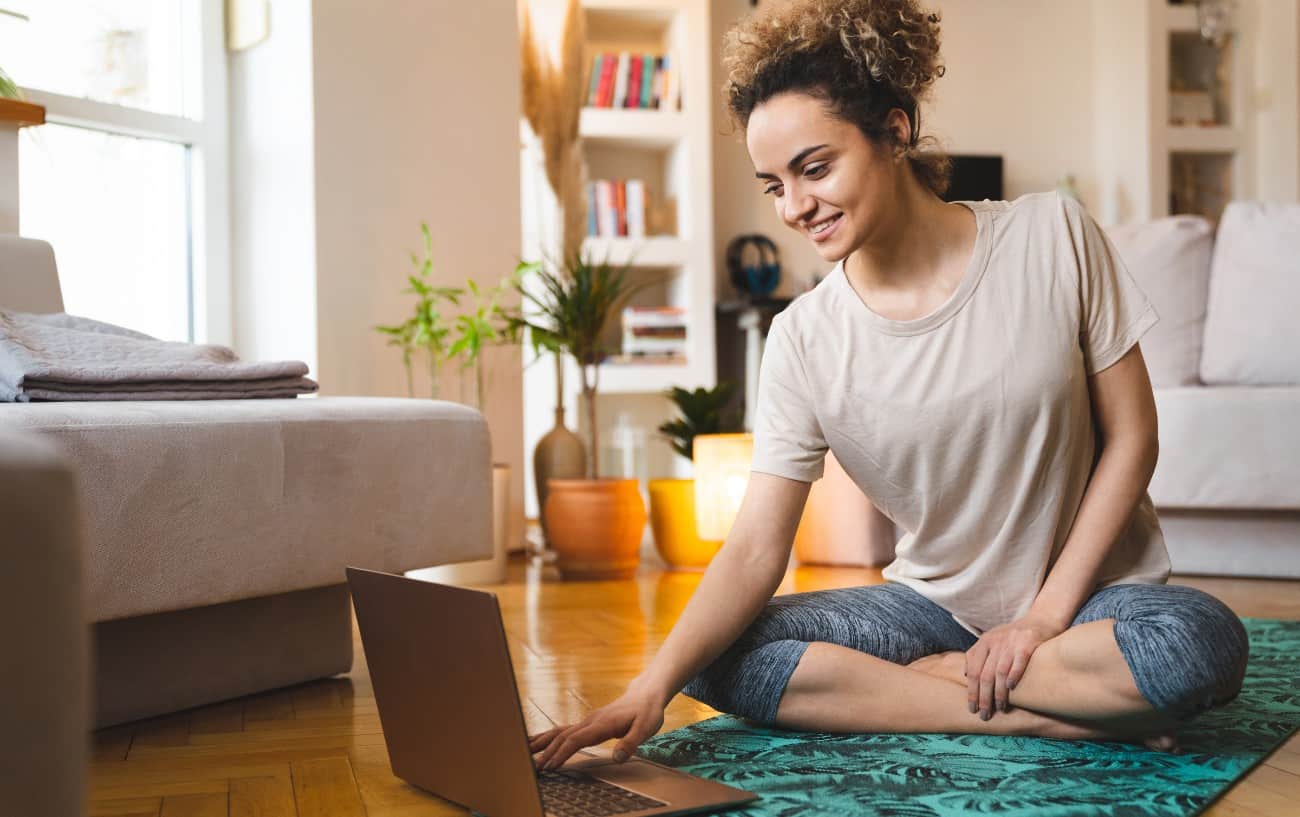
left=794, top=451, right=897, bottom=566
left=543, top=478, right=646, bottom=580
left=648, top=478, right=723, bottom=570
left=409, top=462, right=513, bottom=585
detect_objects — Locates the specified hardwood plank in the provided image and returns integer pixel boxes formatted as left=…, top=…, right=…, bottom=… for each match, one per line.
left=292, top=681, right=346, bottom=718
left=1247, top=763, right=1300, bottom=801
left=94, top=725, right=136, bottom=762
left=291, top=756, right=366, bottom=817
left=190, top=700, right=244, bottom=736
left=349, top=744, right=467, bottom=814
left=92, top=779, right=227, bottom=803
left=1220, top=778, right=1300, bottom=815
left=228, top=776, right=295, bottom=817
left=242, top=690, right=296, bottom=724
left=88, top=798, right=162, bottom=817
left=132, top=713, right=193, bottom=750
left=1265, top=746, right=1300, bottom=776
left=159, top=792, right=228, bottom=817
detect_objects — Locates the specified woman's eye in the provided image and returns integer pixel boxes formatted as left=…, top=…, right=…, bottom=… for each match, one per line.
left=805, top=163, right=828, bottom=178
left=763, top=186, right=781, bottom=196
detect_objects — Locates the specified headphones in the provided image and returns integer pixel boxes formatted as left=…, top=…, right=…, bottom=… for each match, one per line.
left=725, top=234, right=781, bottom=299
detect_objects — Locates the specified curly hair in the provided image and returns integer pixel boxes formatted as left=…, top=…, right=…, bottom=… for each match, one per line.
left=722, top=0, right=952, bottom=198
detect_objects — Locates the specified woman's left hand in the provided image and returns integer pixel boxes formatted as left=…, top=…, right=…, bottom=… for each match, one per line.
left=965, top=614, right=1067, bottom=720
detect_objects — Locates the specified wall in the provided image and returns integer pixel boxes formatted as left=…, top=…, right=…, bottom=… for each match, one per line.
left=711, top=0, right=1100, bottom=299
left=231, top=0, right=526, bottom=552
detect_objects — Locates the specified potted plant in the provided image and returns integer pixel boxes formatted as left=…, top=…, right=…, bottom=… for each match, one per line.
left=650, top=382, right=741, bottom=570
left=377, top=225, right=523, bottom=586
left=509, top=250, right=649, bottom=580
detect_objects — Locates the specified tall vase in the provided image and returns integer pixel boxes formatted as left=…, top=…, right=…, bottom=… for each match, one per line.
left=534, top=404, right=586, bottom=548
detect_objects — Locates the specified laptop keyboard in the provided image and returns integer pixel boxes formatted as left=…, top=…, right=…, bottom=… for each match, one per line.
left=537, top=768, right=667, bottom=816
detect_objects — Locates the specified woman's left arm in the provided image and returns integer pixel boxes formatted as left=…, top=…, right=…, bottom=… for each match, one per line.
left=965, top=343, right=1160, bottom=720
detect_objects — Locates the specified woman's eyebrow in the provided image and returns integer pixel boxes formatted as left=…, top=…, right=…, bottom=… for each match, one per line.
left=755, top=144, right=830, bottom=179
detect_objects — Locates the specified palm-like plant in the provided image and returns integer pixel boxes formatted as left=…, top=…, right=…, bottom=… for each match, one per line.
left=376, top=223, right=464, bottom=398
left=447, top=272, right=524, bottom=412
left=508, top=250, right=649, bottom=479
left=658, top=382, right=742, bottom=462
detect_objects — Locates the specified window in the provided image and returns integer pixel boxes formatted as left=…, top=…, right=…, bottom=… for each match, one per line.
left=2, top=0, right=229, bottom=344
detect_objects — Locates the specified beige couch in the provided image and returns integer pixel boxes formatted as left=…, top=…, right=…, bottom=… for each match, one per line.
left=0, top=235, right=494, bottom=726
left=1107, top=202, right=1300, bottom=578
left=0, top=427, right=87, bottom=817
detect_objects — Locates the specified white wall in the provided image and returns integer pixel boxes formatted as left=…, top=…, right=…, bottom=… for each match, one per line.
left=711, top=0, right=1100, bottom=299
left=230, top=0, right=526, bottom=550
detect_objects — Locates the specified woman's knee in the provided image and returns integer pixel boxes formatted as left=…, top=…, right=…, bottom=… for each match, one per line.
left=680, top=639, right=810, bottom=724
left=1111, top=586, right=1249, bottom=721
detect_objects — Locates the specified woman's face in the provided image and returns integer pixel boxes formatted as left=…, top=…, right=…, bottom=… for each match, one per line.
left=747, top=91, right=904, bottom=262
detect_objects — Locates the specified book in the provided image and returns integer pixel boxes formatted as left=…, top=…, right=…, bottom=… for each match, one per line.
left=640, top=55, right=655, bottom=109
left=613, top=52, right=629, bottom=108
left=588, top=54, right=603, bottom=106
left=652, top=56, right=664, bottom=109
left=615, top=180, right=627, bottom=237
left=596, top=52, right=616, bottom=107
left=625, top=179, right=646, bottom=239
left=597, top=180, right=617, bottom=238
left=586, top=182, right=599, bottom=237
left=627, top=55, right=642, bottom=109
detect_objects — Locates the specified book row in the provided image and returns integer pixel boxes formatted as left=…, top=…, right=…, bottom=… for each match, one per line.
left=587, top=179, right=647, bottom=239
left=587, top=52, right=681, bottom=110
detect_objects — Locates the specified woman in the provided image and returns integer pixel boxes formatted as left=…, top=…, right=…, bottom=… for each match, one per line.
left=531, top=0, right=1248, bottom=770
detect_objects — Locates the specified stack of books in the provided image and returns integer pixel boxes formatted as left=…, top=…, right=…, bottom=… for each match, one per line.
left=587, top=52, right=680, bottom=110
left=618, top=306, right=688, bottom=364
left=587, top=179, right=647, bottom=239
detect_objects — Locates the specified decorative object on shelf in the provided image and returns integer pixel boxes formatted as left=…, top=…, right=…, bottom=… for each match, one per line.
left=510, top=251, right=651, bottom=579
left=793, top=451, right=897, bottom=568
left=725, top=234, right=782, bottom=299
left=650, top=382, right=741, bottom=570
left=1055, top=174, right=1082, bottom=204
left=1196, top=0, right=1235, bottom=48
left=374, top=222, right=464, bottom=399
left=1169, top=89, right=1216, bottom=126
left=692, top=433, right=753, bottom=541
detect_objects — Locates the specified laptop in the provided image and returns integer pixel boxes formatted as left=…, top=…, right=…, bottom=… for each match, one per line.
left=346, top=567, right=759, bottom=817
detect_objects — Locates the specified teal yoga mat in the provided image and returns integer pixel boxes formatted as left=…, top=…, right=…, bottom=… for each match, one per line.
left=637, top=617, right=1300, bottom=817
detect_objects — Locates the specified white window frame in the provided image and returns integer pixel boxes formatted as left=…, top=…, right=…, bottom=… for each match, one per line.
left=17, top=0, right=231, bottom=345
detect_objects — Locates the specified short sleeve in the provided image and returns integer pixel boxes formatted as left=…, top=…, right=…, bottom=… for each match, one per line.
left=750, top=314, right=828, bottom=482
left=1064, top=195, right=1161, bottom=375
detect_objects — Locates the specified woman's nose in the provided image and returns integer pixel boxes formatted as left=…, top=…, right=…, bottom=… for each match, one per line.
left=782, top=186, right=816, bottom=227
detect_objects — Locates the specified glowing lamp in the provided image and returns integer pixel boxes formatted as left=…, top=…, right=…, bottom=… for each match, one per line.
left=692, top=433, right=754, bottom=541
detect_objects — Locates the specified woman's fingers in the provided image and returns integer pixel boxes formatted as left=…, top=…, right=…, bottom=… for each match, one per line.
left=1006, top=651, right=1030, bottom=693
left=540, top=718, right=619, bottom=770
left=993, top=652, right=1016, bottom=713
left=965, top=644, right=988, bottom=715
left=528, top=726, right=563, bottom=754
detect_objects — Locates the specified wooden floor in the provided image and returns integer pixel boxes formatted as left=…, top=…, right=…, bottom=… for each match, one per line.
left=88, top=554, right=1300, bottom=817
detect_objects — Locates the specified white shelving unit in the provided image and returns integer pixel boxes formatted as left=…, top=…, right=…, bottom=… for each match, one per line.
left=1093, top=0, right=1270, bottom=227
left=520, top=0, right=716, bottom=516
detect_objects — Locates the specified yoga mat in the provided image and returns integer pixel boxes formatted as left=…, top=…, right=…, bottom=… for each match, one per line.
left=638, top=618, right=1300, bottom=817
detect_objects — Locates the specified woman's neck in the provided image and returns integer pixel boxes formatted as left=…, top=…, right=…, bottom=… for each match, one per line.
left=844, top=178, right=973, bottom=295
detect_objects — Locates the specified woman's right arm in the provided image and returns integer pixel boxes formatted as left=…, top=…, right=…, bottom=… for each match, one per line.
left=531, top=471, right=811, bottom=769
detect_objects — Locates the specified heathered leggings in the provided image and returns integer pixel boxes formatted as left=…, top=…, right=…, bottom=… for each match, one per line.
left=681, top=582, right=1249, bottom=725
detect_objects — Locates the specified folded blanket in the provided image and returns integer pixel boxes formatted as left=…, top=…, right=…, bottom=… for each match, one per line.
left=0, top=310, right=318, bottom=402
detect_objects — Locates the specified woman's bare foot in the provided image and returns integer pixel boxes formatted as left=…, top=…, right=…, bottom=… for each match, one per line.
left=906, top=651, right=1181, bottom=753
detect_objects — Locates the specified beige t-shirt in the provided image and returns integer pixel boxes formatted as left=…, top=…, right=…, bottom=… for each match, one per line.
left=752, top=190, right=1171, bottom=635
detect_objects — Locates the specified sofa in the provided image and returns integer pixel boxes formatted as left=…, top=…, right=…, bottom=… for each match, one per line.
left=0, top=235, right=494, bottom=727
left=1106, top=201, right=1300, bottom=579
left=0, top=427, right=86, bottom=817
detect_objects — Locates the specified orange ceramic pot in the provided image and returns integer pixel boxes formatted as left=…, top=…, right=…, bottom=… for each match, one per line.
left=543, top=478, right=646, bottom=580
left=648, top=478, right=723, bottom=570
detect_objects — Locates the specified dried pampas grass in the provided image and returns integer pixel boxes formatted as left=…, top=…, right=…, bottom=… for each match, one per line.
left=519, top=0, right=590, bottom=264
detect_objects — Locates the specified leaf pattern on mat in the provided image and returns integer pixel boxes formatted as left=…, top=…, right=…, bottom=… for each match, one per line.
left=637, top=617, right=1300, bottom=817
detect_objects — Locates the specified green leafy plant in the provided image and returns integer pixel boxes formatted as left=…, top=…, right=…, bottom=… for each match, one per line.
left=658, top=382, right=742, bottom=462
left=0, top=8, right=27, bottom=100
left=446, top=270, right=525, bottom=413
left=375, top=223, right=464, bottom=399
left=507, top=250, right=650, bottom=479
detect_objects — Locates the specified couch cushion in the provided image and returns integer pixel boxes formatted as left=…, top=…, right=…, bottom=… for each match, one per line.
left=0, top=397, right=492, bottom=621
left=1150, top=386, right=1300, bottom=510
left=1200, top=202, right=1300, bottom=385
left=1105, top=215, right=1213, bottom=387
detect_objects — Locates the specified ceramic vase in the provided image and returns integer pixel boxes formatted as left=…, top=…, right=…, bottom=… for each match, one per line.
left=533, top=406, right=586, bottom=545
left=543, top=478, right=646, bottom=580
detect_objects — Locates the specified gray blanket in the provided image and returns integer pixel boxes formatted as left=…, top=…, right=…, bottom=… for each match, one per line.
left=0, top=310, right=318, bottom=402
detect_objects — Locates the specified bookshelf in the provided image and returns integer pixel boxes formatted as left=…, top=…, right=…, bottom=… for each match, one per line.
left=1093, top=0, right=1269, bottom=227
left=520, top=0, right=716, bottom=513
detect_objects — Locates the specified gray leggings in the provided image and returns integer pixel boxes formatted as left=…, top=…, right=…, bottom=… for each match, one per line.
left=681, top=582, right=1249, bottom=725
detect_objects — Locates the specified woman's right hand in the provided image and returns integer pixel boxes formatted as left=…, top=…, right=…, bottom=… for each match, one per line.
left=529, top=678, right=667, bottom=771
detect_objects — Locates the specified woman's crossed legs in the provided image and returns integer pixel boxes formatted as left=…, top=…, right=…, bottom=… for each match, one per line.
left=680, top=582, right=1248, bottom=749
